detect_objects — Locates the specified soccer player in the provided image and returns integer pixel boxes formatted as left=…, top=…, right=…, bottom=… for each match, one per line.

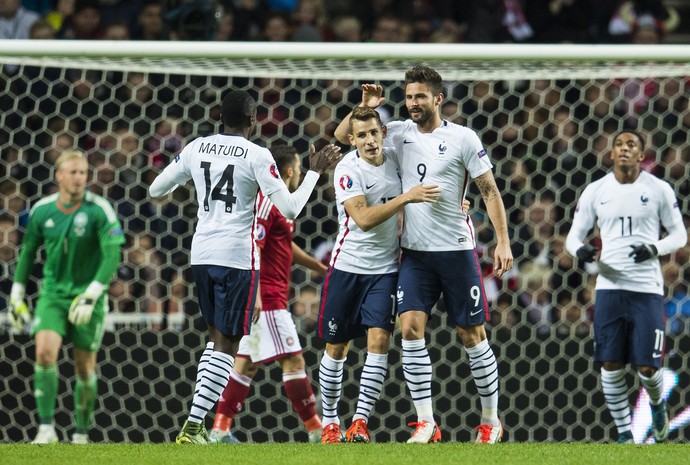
left=149, top=90, right=340, bottom=445
left=8, top=150, right=124, bottom=444
left=334, top=67, right=513, bottom=444
left=317, top=106, right=441, bottom=444
left=565, top=130, right=686, bottom=444
left=209, top=144, right=327, bottom=444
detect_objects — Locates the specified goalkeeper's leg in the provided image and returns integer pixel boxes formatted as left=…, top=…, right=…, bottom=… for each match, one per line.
left=73, top=348, right=98, bottom=442
left=32, top=330, right=62, bottom=444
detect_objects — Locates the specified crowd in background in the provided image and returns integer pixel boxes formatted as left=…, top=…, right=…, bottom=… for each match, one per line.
left=0, top=0, right=685, bottom=45
left=1, top=0, right=689, bottom=338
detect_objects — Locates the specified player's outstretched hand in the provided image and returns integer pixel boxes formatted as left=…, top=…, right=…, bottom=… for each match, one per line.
left=309, top=144, right=342, bottom=174
left=405, top=184, right=441, bottom=204
left=360, top=84, right=384, bottom=108
left=628, top=244, right=658, bottom=263
left=576, top=244, right=598, bottom=263
left=8, top=298, right=31, bottom=331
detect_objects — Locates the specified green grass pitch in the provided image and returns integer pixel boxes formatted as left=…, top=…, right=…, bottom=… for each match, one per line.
left=2, top=443, right=689, bottom=465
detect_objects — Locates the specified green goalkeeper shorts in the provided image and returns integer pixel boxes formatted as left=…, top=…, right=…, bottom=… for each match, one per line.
left=32, top=293, right=107, bottom=352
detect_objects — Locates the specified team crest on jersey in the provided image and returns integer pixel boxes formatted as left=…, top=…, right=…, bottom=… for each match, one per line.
left=255, top=223, right=266, bottom=241
left=477, top=148, right=487, bottom=158
left=640, top=194, right=649, bottom=206
left=270, top=163, right=280, bottom=179
left=438, top=141, right=447, bottom=154
left=339, top=175, right=353, bottom=190
left=73, top=212, right=88, bottom=237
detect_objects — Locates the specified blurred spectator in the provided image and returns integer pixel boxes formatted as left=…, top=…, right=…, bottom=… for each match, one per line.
left=330, top=15, right=361, bottom=42
left=518, top=261, right=554, bottom=336
left=132, top=1, right=166, bottom=40
left=102, top=20, right=130, bottom=40
left=44, top=0, right=74, bottom=33
left=58, top=0, right=104, bottom=39
left=0, top=0, right=41, bottom=39
left=291, top=0, right=330, bottom=41
left=214, top=6, right=234, bottom=41
left=663, top=261, right=690, bottom=335
left=29, top=18, right=55, bottom=38
left=608, top=0, right=679, bottom=43
left=147, top=116, right=184, bottom=168
left=260, top=11, right=291, bottom=41
left=369, top=14, right=402, bottom=43
left=291, top=284, right=320, bottom=333
left=554, top=293, right=592, bottom=337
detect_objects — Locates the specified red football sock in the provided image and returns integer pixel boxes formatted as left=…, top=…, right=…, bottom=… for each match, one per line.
left=283, top=370, right=320, bottom=429
left=215, top=370, right=252, bottom=422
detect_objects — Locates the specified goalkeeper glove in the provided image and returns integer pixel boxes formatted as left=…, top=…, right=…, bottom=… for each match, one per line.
left=576, top=244, right=597, bottom=263
left=68, top=281, right=105, bottom=326
left=8, top=283, right=31, bottom=331
left=628, top=244, right=658, bottom=263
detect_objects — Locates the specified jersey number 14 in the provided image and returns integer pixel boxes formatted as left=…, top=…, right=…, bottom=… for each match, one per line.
left=201, top=161, right=237, bottom=213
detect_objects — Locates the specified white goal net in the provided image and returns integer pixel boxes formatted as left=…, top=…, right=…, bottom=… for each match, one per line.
left=1, top=41, right=689, bottom=444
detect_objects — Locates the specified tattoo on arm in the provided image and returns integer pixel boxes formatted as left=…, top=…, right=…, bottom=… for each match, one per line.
left=354, top=200, right=365, bottom=210
left=475, top=173, right=498, bottom=203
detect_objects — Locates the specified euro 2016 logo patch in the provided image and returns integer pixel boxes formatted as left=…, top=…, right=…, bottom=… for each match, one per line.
left=339, top=175, right=353, bottom=190
left=477, top=148, right=487, bottom=158
left=254, top=223, right=266, bottom=241
left=270, top=163, right=280, bottom=179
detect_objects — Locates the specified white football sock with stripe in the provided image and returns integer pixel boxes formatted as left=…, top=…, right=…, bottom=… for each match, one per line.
left=319, top=352, right=345, bottom=427
left=601, top=368, right=632, bottom=434
left=194, top=342, right=215, bottom=397
left=188, top=350, right=234, bottom=424
left=402, top=338, right=434, bottom=423
left=466, top=338, right=500, bottom=426
left=639, top=369, right=664, bottom=405
left=353, top=352, right=388, bottom=422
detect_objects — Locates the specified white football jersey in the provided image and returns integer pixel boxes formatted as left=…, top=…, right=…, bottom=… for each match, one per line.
left=160, top=133, right=287, bottom=269
left=330, top=148, right=402, bottom=274
left=384, top=120, right=492, bottom=251
left=566, top=171, right=685, bottom=294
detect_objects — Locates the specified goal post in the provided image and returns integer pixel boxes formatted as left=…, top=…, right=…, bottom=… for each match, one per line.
left=1, top=41, right=689, bottom=444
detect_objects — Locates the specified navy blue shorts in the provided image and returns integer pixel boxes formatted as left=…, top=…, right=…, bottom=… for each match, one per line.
left=397, top=248, right=489, bottom=327
left=191, top=265, right=258, bottom=337
left=316, top=268, right=397, bottom=343
left=594, top=289, right=665, bottom=367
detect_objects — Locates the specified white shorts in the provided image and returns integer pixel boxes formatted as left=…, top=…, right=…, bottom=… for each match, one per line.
left=237, top=309, right=303, bottom=363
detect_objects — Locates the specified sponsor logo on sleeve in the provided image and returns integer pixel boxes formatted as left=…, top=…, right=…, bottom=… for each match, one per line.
left=109, top=227, right=124, bottom=236
left=174, top=154, right=180, bottom=163
left=339, top=175, right=353, bottom=190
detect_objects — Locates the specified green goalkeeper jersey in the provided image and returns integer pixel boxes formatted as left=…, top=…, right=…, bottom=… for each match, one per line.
left=14, top=191, right=125, bottom=297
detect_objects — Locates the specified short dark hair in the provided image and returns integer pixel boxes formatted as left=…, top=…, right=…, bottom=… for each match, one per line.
left=269, top=144, right=298, bottom=176
left=349, top=106, right=383, bottom=132
left=405, top=65, right=443, bottom=96
left=613, top=129, right=646, bottom=150
left=221, top=90, right=256, bottom=128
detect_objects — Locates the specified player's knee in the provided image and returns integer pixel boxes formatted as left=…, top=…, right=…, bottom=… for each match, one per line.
left=279, top=354, right=305, bottom=372
left=326, top=342, right=349, bottom=360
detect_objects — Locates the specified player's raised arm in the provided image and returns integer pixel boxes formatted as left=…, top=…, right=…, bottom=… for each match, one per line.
left=265, top=144, right=341, bottom=220
left=334, top=84, right=384, bottom=144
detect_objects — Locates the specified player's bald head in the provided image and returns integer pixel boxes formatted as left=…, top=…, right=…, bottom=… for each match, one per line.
left=221, top=90, right=257, bottom=128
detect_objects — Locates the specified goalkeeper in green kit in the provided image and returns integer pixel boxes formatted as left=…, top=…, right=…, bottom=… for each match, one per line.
left=8, top=150, right=124, bottom=444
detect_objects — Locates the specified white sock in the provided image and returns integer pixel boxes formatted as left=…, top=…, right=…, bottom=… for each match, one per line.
left=188, top=351, right=234, bottom=424
left=402, top=338, right=434, bottom=423
left=353, top=352, right=388, bottom=422
left=601, top=368, right=632, bottom=434
left=639, top=370, right=664, bottom=405
left=319, top=352, right=346, bottom=427
left=465, top=339, right=500, bottom=425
